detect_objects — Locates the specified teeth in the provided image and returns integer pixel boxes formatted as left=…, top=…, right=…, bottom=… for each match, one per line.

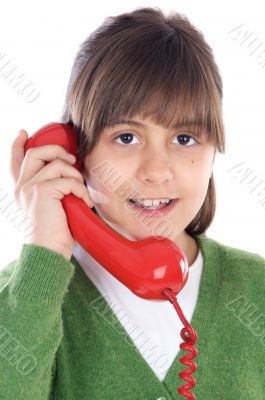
left=160, top=199, right=171, bottom=204
left=131, top=198, right=171, bottom=207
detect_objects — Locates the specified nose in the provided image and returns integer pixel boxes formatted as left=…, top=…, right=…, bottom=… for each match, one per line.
left=137, top=150, right=174, bottom=184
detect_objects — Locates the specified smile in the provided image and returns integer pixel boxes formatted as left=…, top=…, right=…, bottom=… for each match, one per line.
left=127, top=198, right=178, bottom=218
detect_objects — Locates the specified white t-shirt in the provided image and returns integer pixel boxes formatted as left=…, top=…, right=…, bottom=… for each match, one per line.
left=73, top=241, right=203, bottom=381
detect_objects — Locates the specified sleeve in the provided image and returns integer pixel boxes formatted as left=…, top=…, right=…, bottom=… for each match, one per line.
left=0, top=243, right=75, bottom=399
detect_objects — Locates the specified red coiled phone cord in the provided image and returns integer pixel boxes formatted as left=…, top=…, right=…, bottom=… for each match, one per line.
left=162, top=288, right=198, bottom=400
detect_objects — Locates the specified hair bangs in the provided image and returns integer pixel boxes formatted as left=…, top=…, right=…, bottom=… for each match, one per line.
left=70, top=23, right=224, bottom=158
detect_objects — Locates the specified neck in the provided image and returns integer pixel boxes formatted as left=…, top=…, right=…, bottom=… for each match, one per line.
left=173, top=231, right=199, bottom=266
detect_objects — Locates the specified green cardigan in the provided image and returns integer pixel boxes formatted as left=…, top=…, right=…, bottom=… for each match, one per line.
left=0, top=235, right=265, bottom=399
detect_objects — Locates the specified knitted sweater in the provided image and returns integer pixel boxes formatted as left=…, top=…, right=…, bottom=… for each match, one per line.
left=0, top=234, right=264, bottom=399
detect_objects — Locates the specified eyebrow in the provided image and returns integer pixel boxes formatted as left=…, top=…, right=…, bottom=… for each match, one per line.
left=107, top=119, right=205, bottom=136
left=110, top=119, right=201, bottom=129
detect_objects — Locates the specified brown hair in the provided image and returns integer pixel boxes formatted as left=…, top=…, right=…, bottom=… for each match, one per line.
left=60, top=6, right=225, bottom=237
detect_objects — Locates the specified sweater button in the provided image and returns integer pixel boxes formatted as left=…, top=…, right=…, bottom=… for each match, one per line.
left=157, top=397, right=167, bottom=400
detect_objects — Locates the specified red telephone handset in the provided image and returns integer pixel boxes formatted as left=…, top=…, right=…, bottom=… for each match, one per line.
left=24, top=122, right=198, bottom=399
left=24, top=122, right=188, bottom=300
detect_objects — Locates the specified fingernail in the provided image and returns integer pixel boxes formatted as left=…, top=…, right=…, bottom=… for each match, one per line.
left=67, top=154, right=76, bottom=162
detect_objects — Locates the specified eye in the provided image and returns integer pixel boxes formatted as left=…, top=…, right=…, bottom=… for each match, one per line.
left=113, top=133, right=140, bottom=145
left=113, top=132, right=198, bottom=146
left=174, top=133, right=198, bottom=146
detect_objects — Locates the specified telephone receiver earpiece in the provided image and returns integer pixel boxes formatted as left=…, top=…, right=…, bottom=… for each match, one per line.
left=24, top=122, right=189, bottom=300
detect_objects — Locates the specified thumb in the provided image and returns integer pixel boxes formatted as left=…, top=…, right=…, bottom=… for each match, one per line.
left=9, top=129, right=29, bottom=184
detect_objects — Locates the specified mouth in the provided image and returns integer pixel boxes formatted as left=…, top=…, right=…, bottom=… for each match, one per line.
left=127, top=198, right=178, bottom=218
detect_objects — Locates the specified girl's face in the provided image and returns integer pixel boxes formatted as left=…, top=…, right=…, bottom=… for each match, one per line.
left=83, top=114, right=215, bottom=246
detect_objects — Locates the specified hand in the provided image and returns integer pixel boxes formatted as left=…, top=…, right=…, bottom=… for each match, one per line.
left=10, top=129, right=94, bottom=260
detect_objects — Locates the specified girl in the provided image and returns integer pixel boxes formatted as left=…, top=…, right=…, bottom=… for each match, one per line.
left=1, top=7, right=264, bottom=399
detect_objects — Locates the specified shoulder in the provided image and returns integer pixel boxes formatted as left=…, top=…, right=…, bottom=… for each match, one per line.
left=197, top=234, right=265, bottom=268
left=196, top=234, right=265, bottom=287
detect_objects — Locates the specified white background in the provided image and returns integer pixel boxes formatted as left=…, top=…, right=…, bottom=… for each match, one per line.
left=1, top=0, right=265, bottom=269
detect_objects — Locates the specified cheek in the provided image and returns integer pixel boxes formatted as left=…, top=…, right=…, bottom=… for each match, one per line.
left=84, top=175, right=110, bottom=205
left=84, top=150, right=129, bottom=193
left=84, top=155, right=117, bottom=196
left=184, top=160, right=211, bottom=199
left=193, top=177, right=210, bottom=200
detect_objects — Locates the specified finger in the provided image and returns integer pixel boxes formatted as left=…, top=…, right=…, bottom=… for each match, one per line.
left=9, top=130, right=29, bottom=184
left=17, top=144, right=76, bottom=187
left=40, top=178, right=94, bottom=208
left=28, top=158, right=84, bottom=186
